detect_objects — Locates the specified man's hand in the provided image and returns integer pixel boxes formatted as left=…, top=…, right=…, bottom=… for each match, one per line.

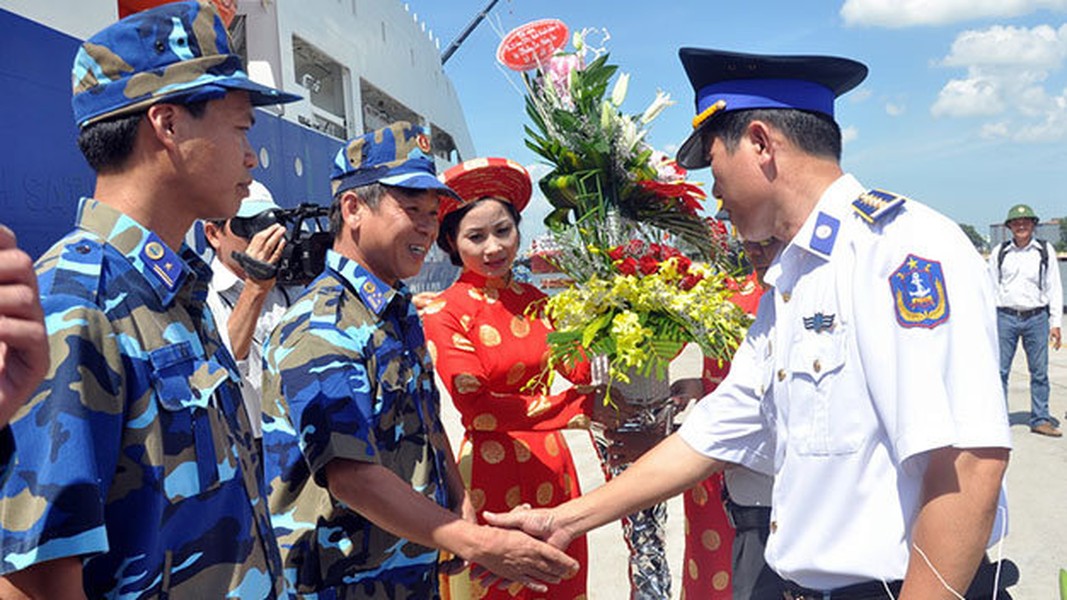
left=0, top=225, right=48, bottom=428
left=482, top=505, right=575, bottom=550
left=241, top=223, right=286, bottom=287
left=466, top=520, right=578, bottom=592
left=1051, top=326, right=1061, bottom=351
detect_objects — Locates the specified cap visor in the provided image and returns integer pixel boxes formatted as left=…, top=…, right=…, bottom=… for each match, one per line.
left=220, top=77, right=302, bottom=106
left=676, top=128, right=709, bottom=170
left=380, top=172, right=461, bottom=200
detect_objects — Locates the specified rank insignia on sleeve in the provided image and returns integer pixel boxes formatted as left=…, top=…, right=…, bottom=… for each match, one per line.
left=888, top=254, right=949, bottom=329
left=853, top=189, right=906, bottom=224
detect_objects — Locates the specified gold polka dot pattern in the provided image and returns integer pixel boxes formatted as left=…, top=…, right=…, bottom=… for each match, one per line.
left=472, top=413, right=498, bottom=431
left=701, top=529, right=721, bottom=551
left=513, top=439, right=532, bottom=463
left=545, top=433, right=560, bottom=457
left=688, top=558, right=699, bottom=580
left=505, top=485, right=523, bottom=509
left=480, top=440, right=506, bottom=465
left=536, top=482, right=554, bottom=506
left=506, top=362, right=527, bottom=385
left=509, top=315, right=531, bottom=338
left=479, top=324, right=502, bottom=347
left=454, top=373, right=481, bottom=394
left=712, top=570, right=730, bottom=591
left=691, top=483, right=708, bottom=506
left=426, top=340, right=437, bottom=363
left=422, top=298, right=446, bottom=315
left=469, top=488, right=485, bottom=512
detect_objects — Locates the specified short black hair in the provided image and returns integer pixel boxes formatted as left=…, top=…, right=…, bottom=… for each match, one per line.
left=437, top=197, right=522, bottom=267
left=76, top=100, right=209, bottom=173
left=705, top=108, right=842, bottom=162
left=329, top=182, right=386, bottom=240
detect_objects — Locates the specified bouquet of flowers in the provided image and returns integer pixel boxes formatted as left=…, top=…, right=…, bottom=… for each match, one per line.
left=519, top=29, right=750, bottom=398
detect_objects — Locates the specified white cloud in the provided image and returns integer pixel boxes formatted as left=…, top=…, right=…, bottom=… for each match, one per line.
left=841, top=126, right=860, bottom=144
left=841, top=0, right=1067, bottom=28
left=942, top=25, right=1067, bottom=69
left=931, top=77, right=1005, bottom=117
left=885, top=102, right=905, bottom=116
left=849, top=89, right=873, bottom=103
left=932, top=23, right=1067, bottom=141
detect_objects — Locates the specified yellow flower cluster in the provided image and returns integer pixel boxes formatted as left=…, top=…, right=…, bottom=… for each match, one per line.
left=541, top=258, right=748, bottom=388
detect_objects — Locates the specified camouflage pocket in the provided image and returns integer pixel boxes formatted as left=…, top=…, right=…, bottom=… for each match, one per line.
left=149, top=341, right=227, bottom=501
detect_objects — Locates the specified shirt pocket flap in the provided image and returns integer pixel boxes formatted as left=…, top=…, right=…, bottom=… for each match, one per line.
left=789, top=332, right=846, bottom=385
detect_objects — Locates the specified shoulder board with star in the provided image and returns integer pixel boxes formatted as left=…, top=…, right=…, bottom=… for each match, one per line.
left=852, top=189, right=907, bottom=225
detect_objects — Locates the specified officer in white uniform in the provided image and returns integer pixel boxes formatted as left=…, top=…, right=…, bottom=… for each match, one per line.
left=484, top=48, right=1012, bottom=600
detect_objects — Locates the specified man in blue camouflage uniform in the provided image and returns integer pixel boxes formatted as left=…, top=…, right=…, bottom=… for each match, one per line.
left=0, top=2, right=301, bottom=597
left=261, top=122, right=579, bottom=598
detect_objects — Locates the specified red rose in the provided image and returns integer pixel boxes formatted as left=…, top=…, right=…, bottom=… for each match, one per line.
left=619, top=257, right=638, bottom=275
left=675, top=256, right=692, bottom=273
left=680, top=273, right=703, bottom=291
left=608, top=245, right=625, bottom=262
left=639, top=254, right=660, bottom=275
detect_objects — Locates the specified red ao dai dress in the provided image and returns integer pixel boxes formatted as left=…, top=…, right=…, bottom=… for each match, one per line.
left=422, top=271, right=592, bottom=600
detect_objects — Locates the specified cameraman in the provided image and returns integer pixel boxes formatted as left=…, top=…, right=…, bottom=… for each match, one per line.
left=204, top=181, right=302, bottom=447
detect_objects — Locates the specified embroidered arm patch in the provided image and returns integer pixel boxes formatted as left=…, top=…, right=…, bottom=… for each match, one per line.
left=888, top=254, right=950, bottom=329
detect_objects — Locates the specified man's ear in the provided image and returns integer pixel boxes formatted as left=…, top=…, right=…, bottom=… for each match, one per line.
left=202, top=220, right=224, bottom=249
left=145, top=103, right=181, bottom=149
left=746, top=120, right=774, bottom=158
left=340, top=190, right=364, bottom=232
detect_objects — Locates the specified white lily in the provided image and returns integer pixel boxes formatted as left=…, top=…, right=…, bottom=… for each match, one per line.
left=640, top=90, right=674, bottom=124
left=611, top=72, right=630, bottom=107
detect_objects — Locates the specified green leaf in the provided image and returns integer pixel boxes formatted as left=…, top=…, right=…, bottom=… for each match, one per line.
left=582, top=311, right=614, bottom=349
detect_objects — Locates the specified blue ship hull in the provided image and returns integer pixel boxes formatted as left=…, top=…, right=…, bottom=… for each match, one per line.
left=0, top=7, right=343, bottom=260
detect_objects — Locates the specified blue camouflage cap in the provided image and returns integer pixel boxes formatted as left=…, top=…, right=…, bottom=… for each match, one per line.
left=331, top=121, right=460, bottom=199
left=72, top=1, right=301, bottom=128
left=675, top=48, right=867, bottom=169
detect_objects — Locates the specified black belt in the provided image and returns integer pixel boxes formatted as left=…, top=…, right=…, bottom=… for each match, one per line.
left=997, top=305, right=1047, bottom=319
left=783, top=579, right=902, bottom=599
left=724, top=498, right=771, bottom=531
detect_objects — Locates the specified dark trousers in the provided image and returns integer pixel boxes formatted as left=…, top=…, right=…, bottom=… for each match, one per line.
left=725, top=499, right=786, bottom=600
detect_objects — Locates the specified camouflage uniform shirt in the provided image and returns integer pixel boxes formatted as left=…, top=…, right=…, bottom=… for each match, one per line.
left=263, top=250, right=452, bottom=598
left=0, top=199, right=290, bottom=598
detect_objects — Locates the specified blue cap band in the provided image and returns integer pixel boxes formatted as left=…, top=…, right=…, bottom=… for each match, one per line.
left=695, top=78, right=835, bottom=117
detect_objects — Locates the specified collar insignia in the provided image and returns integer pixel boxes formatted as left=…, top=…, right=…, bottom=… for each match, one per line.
left=809, top=211, right=839, bottom=257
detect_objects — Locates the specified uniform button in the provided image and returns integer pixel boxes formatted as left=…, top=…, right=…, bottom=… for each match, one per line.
left=813, top=359, right=822, bottom=373
left=75, top=244, right=90, bottom=254
left=770, top=520, right=778, bottom=533
left=777, top=369, right=786, bottom=381
left=781, top=291, right=792, bottom=303
left=758, top=385, right=765, bottom=396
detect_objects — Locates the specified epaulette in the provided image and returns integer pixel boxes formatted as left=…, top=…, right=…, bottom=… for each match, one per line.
left=38, top=233, right=105, bottom=301
left=852, top=189, right=907, bottom=224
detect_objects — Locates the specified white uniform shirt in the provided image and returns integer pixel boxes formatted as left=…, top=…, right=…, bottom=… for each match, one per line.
left=206, top=257, right=297, bottom=438
left=989, top=237, right=1063, bottom=330
left=680, top=174, right=1011, bottom=590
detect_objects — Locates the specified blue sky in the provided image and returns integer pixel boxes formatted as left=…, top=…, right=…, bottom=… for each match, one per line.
left=407, top=0, right=1067, bottom=245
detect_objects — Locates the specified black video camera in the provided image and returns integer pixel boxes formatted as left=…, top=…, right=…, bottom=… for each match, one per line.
left=229, top=203, right=332, bottom=286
